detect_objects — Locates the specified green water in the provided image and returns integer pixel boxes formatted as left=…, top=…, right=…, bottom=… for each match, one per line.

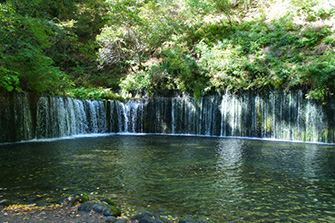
left=1, top=135, right=335, bottom=222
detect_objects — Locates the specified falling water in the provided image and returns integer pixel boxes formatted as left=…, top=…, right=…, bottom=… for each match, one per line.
left=1, top=91, right=334, bottom=143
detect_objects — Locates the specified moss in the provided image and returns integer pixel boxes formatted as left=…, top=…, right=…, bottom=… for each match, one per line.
left=58, top=193, right=89, bottom=207
left=78, top=201, right=121, bottom=217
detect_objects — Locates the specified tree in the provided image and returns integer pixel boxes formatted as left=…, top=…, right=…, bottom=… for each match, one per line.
left=0, top=2, right=73, bottom=94
left=97, top=0, right=183, bottom=70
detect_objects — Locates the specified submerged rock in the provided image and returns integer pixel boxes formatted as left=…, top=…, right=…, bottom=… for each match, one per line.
left=78, top=201, right=121, bottom=217
left=131, top=211, right=170, bottom=223
left=179, top=215, right=211, bottom=223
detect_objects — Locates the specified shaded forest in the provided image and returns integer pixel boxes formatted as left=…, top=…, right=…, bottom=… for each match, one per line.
left=1, top=0, right=334, bottom=100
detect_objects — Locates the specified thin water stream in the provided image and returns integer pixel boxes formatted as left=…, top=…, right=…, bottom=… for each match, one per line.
left=1, top=135, right=335, bottom=222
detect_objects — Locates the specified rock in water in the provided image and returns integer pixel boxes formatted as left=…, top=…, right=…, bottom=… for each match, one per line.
left=58, top=193, right=89, bottom=206
left=179, top=215, right=211, bottom=223
left=131, top=211, right=165, bottom=223
left=78, top=201, right=121, bottom=217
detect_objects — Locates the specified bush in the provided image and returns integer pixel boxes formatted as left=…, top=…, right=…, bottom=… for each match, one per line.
left=120, top=70, right=152, bottom=97
left=67, top=87, right=125, bottom=101
left=0, top=67, right=21, bottom=92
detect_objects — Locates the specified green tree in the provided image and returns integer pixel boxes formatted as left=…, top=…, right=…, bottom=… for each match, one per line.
left=0, top=2, right=73, bottom=94
left=97, top=0, right=183, bottom=70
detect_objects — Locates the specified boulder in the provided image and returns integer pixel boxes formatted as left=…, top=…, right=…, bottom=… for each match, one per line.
left=58, top=193, right=89, bottom=206
left=78, top=201, right=121, bottom=217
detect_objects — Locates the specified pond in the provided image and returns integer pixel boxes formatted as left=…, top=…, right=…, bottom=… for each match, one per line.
left=1, top=135, right=335, bottom=222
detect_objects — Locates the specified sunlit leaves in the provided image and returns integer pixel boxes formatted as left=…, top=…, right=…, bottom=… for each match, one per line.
left=0, top=67, right=21, bottom=92
left=1, top=0, right=335, bottom=99
left=97, top=0, right=184, bottom=70
left=4, top=204, right=62, bottom=213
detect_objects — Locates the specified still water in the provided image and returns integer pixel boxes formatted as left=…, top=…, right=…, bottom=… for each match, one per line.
left=1, top=135, right=335, bottom=222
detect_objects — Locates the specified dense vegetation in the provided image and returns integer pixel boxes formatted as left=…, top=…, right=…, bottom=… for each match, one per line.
left=1, top=0, right=334, bottom=100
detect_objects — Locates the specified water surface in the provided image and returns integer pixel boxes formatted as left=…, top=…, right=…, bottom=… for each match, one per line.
left=1, top=135, right=335, bottom=222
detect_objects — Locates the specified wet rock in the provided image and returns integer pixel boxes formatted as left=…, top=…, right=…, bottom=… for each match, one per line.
left=0, top=199, right=12, bottom=206
left=115, top=218, right=127, bottom=223
left=101, top=216, right=117, bottom=223
left=78, top=201, right=121, bottom=217
left=102, top=198, right=116, bottom=206
left=58, top=193, right=89, bottom=206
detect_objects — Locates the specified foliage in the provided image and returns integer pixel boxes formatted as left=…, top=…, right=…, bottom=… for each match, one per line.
left=1, top=0, right=335, bottom=101
left=97, top=0, right=183, bottom=70
left=66, top=87, right=126, bottom=101
left=0, top=67, right=21, bottom=92
left=150, top=42, right=210, bottom=98
left=120, top=70, right=153, bottom=96
left=298, top=51, right=335, bottom=100
left=0, top=2, right=74, bottom=94
left=192, top=9, right=335, bottom=99
left=0, top=0, right=109, bottom=94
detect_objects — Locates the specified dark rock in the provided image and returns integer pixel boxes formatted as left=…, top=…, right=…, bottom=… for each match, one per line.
left=101, top=216, right=117, bottom=223
left=0, top=199, right=12, bottom=206
left=58, top=193, right=89, bottom=206
left=78, top=201, right=121, bottom=217
left=131, top=211, right=152, bottom=221
left=139, top=219, right=155, bottom=223
left=115, top=219, right=127, bottom=223
left=142, top=211, right=154, bottom=218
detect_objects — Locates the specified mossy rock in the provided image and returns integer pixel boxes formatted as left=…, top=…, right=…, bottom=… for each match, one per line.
left=58, top=193, right=89, bottom=206
left=102, top=198, right=116, bottom=206
left=78, top=201, right=121, bottom=217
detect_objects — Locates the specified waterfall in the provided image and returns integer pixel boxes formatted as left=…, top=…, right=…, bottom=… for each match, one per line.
left=112, top=100, right=144, bottom=133
left=1, top=91, right=334, bottom=143
left=34, top=96, right=108, bottom=138
left=14, top=92, right=33, bottom=141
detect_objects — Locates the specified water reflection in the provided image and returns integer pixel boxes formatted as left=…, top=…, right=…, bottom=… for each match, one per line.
left=213, top=140, right=244, bottom=221
left=1, top=135, right=335, bottom=222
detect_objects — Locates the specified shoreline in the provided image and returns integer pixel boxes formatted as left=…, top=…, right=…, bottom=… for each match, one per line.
left=0, top=199, right=213, bottom=223
left=0, top=204, right=107, bottom=223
